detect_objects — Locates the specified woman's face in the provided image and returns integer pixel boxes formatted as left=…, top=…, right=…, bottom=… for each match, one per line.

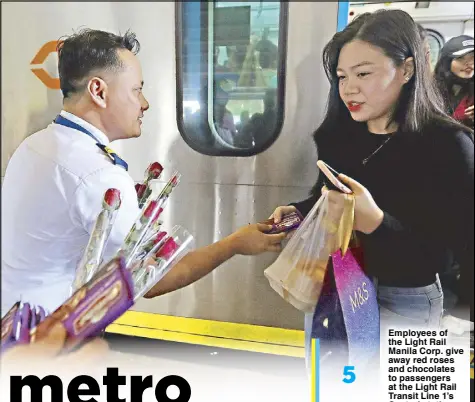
left=450, top=52, right=474, bottom=79
left=337, top=40, right=411, bottom=128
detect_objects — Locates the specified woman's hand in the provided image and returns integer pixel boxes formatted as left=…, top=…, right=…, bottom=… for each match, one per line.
left=322, top=174, right=384, bottom=234
left=269, top=205, right=298, bottom=238
left=269, top=205, right=297, bottom=223
left=465, top=105, right=474, bottom=121
left=319, top=170, right=384, bottom=234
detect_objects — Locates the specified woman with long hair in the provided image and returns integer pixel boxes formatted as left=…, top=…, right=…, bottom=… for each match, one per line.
left=417, top=24, right=432, bottom=69
left=270, top=10, right=474, bottom=354
left=434, top=35, right=474, bottom=129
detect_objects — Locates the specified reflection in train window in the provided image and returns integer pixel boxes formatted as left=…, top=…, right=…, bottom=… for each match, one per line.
left=176, top=1, right=288, bottom=156
left=426, top=29, right=445, bottom=71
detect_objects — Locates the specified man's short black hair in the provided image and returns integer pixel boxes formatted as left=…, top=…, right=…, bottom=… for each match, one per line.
left=57, top=28, right=140, bottom=98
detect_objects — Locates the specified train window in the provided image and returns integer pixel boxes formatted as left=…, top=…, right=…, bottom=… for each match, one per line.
left=426, top=29, right=445, bottom=71
left=176, top=1, right=288, bottom=156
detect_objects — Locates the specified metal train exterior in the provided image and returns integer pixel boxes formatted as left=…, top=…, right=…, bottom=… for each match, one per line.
left=1, top=1, right=474, bottom=357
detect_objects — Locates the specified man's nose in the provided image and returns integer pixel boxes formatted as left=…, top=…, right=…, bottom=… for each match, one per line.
left=142, top=96, right=150, bottom=112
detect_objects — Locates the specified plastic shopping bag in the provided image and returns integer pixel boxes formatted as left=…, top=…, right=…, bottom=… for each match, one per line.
left=264, top=191, right=353, bottom=313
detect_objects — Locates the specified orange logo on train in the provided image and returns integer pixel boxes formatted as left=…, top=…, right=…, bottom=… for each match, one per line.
left=31, top=40, right=61, bottom=89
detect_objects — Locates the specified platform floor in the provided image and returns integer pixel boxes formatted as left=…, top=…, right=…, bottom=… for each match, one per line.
left=101, top=334, right=310, bottom=402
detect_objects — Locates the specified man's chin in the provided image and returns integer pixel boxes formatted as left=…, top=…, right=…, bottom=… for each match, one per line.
left=115, top=131, right=141, bottom=141
left=130, top=130, right=142, bottom=139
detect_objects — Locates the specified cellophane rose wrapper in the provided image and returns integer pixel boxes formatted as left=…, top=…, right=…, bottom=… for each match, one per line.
left=130, top=231, right=168, bottom=291
left=131, top=225, right=195, bottom=301
left=71, top=188, right=122, bottom=293
left=120, top=173, right=181, bottom=268
left=136, top=162, right=164, bottom=208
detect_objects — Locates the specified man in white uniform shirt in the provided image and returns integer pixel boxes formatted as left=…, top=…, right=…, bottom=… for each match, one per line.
left=1, top=29, right=285, bottom=316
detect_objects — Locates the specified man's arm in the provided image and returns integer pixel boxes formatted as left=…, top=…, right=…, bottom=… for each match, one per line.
left=144, top=223, right=286, bottom=298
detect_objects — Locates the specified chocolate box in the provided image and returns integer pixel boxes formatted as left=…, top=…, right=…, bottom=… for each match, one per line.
left=264, top=211, right=304, bottom=234
left=31, top=256, right=135, bottom=351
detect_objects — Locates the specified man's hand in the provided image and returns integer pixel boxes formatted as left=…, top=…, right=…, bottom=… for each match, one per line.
left=228, top=223, right=286, bottom=255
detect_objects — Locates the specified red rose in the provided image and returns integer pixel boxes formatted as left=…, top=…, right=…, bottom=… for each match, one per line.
left=154, top=231, right=167, bottom=245
left=147, top=162, right=164, bottom=180
left=143, top=200, right=158, bottom=219
left=156, top=237, right=178, bottom=260
left=103, top=189, right=121, bottom=210
left=143, top=203, right=163, bottom=222
left=135, top=183, right=146, bottom=199
left=152, top=207, right=164, bottom=223
left=170, top=174, right=180, bottom=187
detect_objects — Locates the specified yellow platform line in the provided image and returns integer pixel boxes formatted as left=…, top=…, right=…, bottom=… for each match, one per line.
left=107, top=323, right=305, bottom=357
left=470, top=352, right=473, bottom=380
left=106, top=311, right=475, bottom=379
left=105, top=311, right=305, bottom=357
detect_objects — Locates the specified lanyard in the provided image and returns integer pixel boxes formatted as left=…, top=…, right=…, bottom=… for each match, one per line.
left=53, top=114, right=128, bottom=171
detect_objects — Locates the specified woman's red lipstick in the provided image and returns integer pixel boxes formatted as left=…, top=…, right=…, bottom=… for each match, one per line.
left=347, top=102, right=363, bottom=112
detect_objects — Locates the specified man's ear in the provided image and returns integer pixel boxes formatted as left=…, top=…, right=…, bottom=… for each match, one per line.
left=87, top=77, right=108, bottom=108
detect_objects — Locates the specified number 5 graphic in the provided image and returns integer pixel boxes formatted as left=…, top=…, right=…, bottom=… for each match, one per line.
left=342, top=366, right=356, bottom=383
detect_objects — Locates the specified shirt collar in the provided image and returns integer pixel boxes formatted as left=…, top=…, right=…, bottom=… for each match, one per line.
left=59, top=110, right=110, bottom=146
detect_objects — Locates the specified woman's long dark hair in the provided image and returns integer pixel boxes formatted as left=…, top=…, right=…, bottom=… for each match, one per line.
left=434, top=51, right=474, bottom=114
left=314, top=10, right=470, bottom=144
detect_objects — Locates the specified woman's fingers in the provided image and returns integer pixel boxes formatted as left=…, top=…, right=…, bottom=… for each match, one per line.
left=317, top=160, right=352, bottom=194
left=270, top=206, right=297, bottom=223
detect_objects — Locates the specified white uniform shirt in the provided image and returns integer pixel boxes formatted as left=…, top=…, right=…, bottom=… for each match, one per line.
left=1, top=111, right=140, bottom=315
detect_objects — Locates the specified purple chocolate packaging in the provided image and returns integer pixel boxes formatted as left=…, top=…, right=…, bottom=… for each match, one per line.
left=1, top=302, right=32, bottom=354
left=10, top=302, right=22, bottom=338
left=1, top=302, right=20, bottom=353
left=36, top=306, right=47, bottom=323
left=15, top=302, right=32, bottom=343
left=268, top=211, right=303, bottom=234
left=32, top=256, right=134, bottom=351
left=29, top=305, right=46, bottom=329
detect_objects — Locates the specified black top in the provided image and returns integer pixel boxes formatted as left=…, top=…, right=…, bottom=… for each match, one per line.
left=291, top=122, right=474, bottom=321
